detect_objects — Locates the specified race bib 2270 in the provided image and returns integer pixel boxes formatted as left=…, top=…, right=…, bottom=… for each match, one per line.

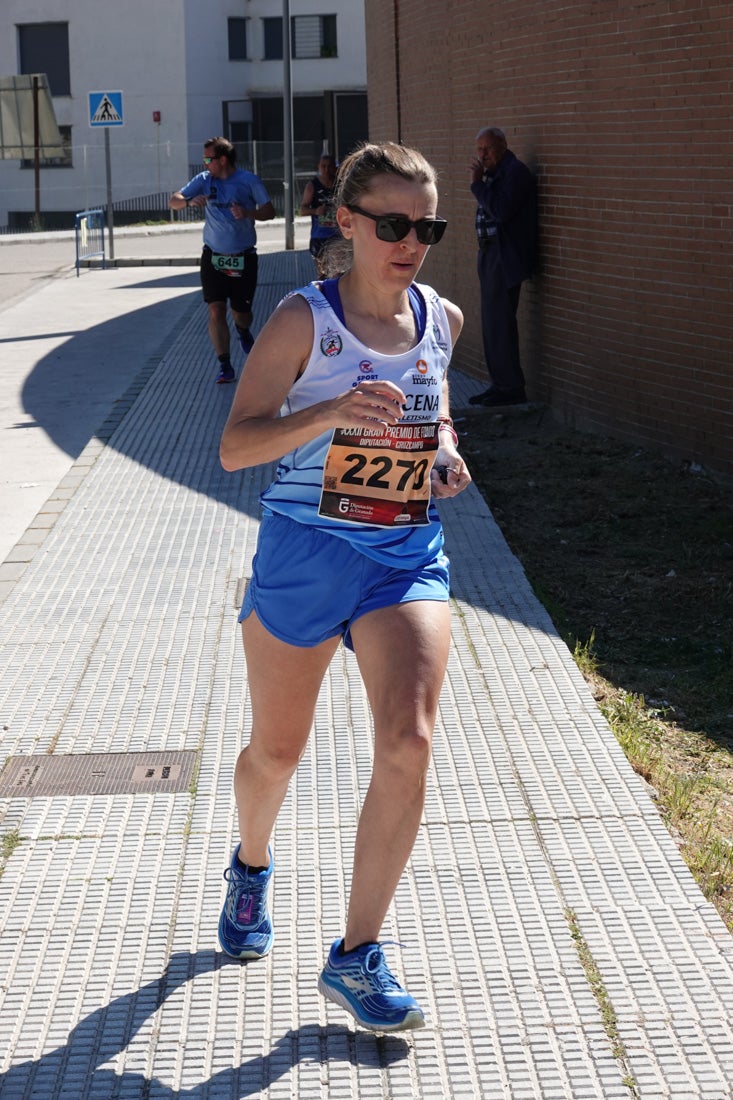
left=318, top=422, right=440, bottom=527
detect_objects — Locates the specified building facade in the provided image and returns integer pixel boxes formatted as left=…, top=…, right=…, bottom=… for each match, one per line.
left=0, top=0, right=367, bottom=227
left=365, top=0, right=733, bottom=477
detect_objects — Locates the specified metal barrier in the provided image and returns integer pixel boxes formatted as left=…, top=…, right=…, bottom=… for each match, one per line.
left=74, top=208, right=106, bottom=275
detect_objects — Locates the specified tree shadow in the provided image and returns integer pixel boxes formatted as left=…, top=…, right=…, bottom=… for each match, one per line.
left=0, top=950, right=410, bottom=1098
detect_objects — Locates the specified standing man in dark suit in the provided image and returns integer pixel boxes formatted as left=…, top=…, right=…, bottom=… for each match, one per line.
left=469, top=127, right=537, bottom=406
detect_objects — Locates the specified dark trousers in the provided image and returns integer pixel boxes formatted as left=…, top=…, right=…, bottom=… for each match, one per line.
left=477, top=244, right=524, bottom=392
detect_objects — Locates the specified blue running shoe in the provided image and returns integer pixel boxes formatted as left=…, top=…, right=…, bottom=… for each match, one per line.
left=318, top=939, right=425, bottom=1031
left=215, top=364, right=236, bottom=384
left=236, top=327, right=255, bottom=355
left=218, top=845, right=274, bottom=959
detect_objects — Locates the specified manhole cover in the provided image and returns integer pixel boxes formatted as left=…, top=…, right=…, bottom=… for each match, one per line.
left=0, top=751, right=198, bottom=798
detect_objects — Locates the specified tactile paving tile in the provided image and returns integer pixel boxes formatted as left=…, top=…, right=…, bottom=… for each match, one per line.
left=0, top=256, right=732, bottom=1098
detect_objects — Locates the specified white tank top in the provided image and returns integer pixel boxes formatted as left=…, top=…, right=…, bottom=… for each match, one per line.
left=260, top=280, right=453, bottom=568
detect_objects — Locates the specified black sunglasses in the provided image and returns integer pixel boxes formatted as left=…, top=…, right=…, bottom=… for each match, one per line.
left=347, top=204, right=447, bottom=245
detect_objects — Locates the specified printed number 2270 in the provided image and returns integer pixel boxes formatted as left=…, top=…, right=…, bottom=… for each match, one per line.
left=341, top=453, right=429, bottom=491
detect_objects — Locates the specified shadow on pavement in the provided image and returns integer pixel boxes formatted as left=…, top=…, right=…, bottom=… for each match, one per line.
left=18, top=256, right=312, bottom=522
left=116, top=272, right=202, bottom=290
left=0, top=950, right=409, bottom=1098
left=20, top=277, right=200, bottom=466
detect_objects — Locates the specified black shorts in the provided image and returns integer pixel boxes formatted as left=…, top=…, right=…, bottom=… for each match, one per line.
left=200, top=245, right=258, bottom=312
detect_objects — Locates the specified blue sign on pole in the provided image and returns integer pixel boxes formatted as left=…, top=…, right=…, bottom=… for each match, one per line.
left=89, top=91, right=124, bottom=127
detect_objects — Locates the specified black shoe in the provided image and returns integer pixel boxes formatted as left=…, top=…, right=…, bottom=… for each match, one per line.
left=474, top=386, right=526, bottom=407
left=467, top=388, right=494, bottom=405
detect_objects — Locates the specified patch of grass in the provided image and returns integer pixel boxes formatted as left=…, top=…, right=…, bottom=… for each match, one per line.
left=0, top=829, right=22, bottom=879
left=596, top=685, right=733, bottom=920
left=600, top=688, right=665, bottom=783
left=463, top=408, right=733, bottom=931
left=573, top=630, right=599, bottom=678
left=565, top=907, right=639, bottom=1094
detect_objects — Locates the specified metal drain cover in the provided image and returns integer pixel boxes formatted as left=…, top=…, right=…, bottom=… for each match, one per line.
left=0, top=751, right=198, bottom=799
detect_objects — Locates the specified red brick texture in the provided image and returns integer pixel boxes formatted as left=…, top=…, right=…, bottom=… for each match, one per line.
left=364, top=0, right=733, bottom=475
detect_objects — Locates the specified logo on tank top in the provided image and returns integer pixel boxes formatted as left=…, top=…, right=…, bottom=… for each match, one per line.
left=352, top=359, right=379, bottom=385
left=433, top=324, right=448, bottom=351
left=320, top=328, right=342, bottom=356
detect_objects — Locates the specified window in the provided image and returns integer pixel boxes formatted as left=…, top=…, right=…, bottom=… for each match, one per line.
left=263, top=15, right=337, bottom=60
left=18, top=23, right=70, bottom=96
left=21, top=125, right=73, bottom=169
left=293, top=15, right=337, bottom=59
left=263, top=17, right=283, bottom=60
left=230, top=121, right=251, bottom=145
left=228, top=17, right=247, bottom=60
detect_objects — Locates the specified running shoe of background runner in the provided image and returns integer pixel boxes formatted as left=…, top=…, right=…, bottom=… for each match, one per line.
left=215, top=364, right=236, bottom=384
left=237, top=327, right=255, bottom=355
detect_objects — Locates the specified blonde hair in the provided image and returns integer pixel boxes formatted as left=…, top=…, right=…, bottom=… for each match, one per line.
left=320, top=142, right=438, bottom=278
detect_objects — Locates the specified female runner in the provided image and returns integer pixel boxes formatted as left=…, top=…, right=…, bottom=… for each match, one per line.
left=218, top=141, right=471, bottom=1032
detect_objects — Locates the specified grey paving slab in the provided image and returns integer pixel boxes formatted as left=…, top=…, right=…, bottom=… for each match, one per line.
left=0, top=250, right=732, bottom=1098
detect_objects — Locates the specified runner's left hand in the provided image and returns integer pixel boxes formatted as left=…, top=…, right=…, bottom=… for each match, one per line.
left=431, top=450, right=471, bottom=498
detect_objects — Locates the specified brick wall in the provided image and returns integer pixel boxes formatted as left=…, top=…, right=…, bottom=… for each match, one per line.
left=364, top=0, right=733, bottom=475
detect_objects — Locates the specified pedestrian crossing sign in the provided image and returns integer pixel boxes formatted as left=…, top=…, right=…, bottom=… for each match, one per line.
left=89, top=91, right=124, bottom=127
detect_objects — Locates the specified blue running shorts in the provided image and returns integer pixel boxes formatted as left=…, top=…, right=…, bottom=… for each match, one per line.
left=239, top=512, right=450, bottom=650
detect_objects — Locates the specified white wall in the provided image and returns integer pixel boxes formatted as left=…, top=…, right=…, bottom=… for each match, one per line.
left=182, top=0, right=367, bottom=153
left=0, top=0, right=366, bottom=225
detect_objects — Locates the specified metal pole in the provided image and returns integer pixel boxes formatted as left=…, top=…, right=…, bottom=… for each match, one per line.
left=393, top=0, right=402, bottom=144
left=33, top=76, right=41, bottom=227
left=283, top=0, right=294, bottom=250
left=104, top=126, right=115, bottom=260
left=167, top=141, right=173, bottom=222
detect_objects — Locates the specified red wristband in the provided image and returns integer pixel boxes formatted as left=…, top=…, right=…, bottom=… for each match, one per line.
left=437, top=418, right=459, bottom=446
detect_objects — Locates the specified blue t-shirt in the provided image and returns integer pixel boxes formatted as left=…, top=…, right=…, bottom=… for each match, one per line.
left=182, top=168, right=271, bottom=253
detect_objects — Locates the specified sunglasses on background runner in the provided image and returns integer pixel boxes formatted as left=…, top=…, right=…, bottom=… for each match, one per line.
left=202, top=156, right=213, bottom=164
left=346, top=204, right=448, bottom=245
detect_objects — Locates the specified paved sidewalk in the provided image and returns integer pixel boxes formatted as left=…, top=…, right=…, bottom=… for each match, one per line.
left=0, top=248, right=732, bottom=1099
left=0, top=220, right=310, bottom=564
